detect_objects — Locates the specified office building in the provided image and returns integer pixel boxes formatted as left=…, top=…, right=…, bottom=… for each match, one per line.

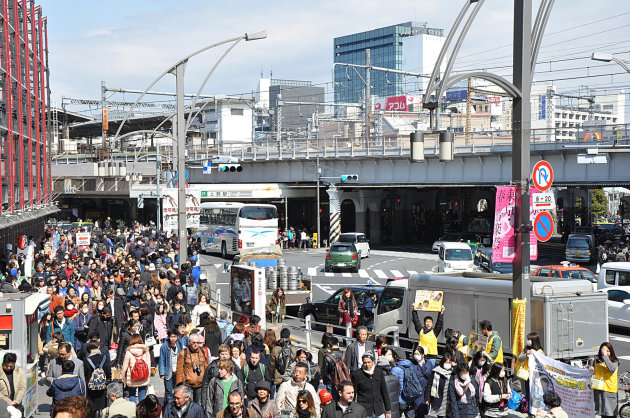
left=334, top=22, right=445, bottom=104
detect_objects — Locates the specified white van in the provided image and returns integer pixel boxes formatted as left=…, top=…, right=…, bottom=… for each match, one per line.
left=597, top=262, right=630, bottom=290
left=437, top=242, right=474, bottom=273
left=337, top=232, right=370, bottom=258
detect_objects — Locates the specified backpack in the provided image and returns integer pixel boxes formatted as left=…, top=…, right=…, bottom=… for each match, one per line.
left=276, top=344, right=294, bottom=375
left=86, top=356, right=107, bottom=390
left=244, top=363, right=266, bottom=385
left=96, top=242, right=106, bottom=254
left=400, top=365, right=423, bottom=403
left=130, top=353, right=149, bottom=381
left=327, top=353, right=351, bottom=390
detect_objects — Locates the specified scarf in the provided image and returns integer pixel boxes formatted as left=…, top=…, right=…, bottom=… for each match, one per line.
left=430, top=366, right=452, bottom=398
left=297, top=408, right=311, bottom=418
left=454, top=376, right=475, bottom=403
left=363, top=365, right=375, bottom=376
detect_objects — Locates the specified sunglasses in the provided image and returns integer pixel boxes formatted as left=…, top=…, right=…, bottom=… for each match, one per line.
left=298, top=400, right=308, bottom=404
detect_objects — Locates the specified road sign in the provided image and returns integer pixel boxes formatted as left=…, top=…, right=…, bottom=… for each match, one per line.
left=533, top=211, right=554, bottom=242
left=137, top=195, right=144, bottom=209
left=532, top=160, right=553, bottom=191
left=532, top=191, right=555, bottom=210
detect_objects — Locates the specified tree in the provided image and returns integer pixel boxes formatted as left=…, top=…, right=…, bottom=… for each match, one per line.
left=591, top=189, right=608, bottom=217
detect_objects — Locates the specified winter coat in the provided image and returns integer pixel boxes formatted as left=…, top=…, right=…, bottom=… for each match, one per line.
left=46, top=318, right=75, bottom=347
left=249, top=398, right=281, bottom=418
left=276, top=379, right=320, bottom=413
left=0, top=366, right=26, bottom=404
left=216, top=407, right=257, bottom=418
left=269, top=339, right=298, bottom=385
left=391, top=360, right=414, bottom=405
left=159, top=343, right=179, bottom=381
left=46, top=373, right=85, bottom=406
left=176, top=346, right=210, bottom=388
left=205, top=375, right=244, bottom=418
left=154, top=313, right=168, bottom=341
left=351, top=367, right=392, bottom=416
left=72, top=312, right=92, bottom=353
left=337, top=297, right=359, bottom=325
left=448, top=375, right=479, bottom=418
left=88, top=316, right=115, bottom=352
left=191, top=303, right=212, bottom=327
left=121, top=343, right=151, bottom=387
left=265, top=296, right=286, bottom=323
left=116, top=329, right=132, bottom=367
left=244, top=361, right=271, bottom=399
left=163, top=400, right=206, bottom=418
left=344, top=340, right=375, bottom=374
left=379, top=367, right=401, bottom=418
left=321, top=348, right=344, bottom=385
left=46, top=356, right=85, bottom=386
left=204, top=328, right=224, bottom=358
left=321, top=401, right=366, bottom=418
left=411, top=359, right=434, bottom=406
left=84, top=351, right=111, bottom=410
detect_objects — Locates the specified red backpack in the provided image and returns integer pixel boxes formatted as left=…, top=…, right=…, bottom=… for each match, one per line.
left=130, top=353, right=149, bottom=381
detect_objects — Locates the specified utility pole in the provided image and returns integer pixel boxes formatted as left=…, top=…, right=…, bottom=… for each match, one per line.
left=512, top=0, right=532, bottom=334
left=365, top=49, right=371, bottom=152
left=156, top=150, right=161, bottom=232
left=175, top=62, right=188, bottom=264
left=316, top=154, right=321, bottom=248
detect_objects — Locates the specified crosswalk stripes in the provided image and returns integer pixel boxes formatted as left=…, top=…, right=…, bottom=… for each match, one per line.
left=390, top=270, right=403, bottom=277
left=611, top=335, right=630, bottom=343
left=374, top=270, right=388, bottom=279
left=342, top=272, right=352, bottom=277
left=213, top=264, right=223, bottom=269
left=408, top=270, right=418, bottom=276
left=358, top=269, right=370, bottom=278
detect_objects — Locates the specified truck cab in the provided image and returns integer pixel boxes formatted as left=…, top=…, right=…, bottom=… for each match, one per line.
left=437, top=242, right=474, bottom=273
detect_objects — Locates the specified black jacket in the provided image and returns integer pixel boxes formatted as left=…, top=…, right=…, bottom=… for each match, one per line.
left=244, top=361, right=271, bottom=399
left=321, top=402, right=367, bottom=418
left=379, top=367, right=401, bottom=418
left=343, top=341, right=375, bottom=374
left=83, top=352, right=111, bottom=410
left=351, top=367, right=392, bottom=416
left=448, top=375, right=479, bottom=418
left=411, top=311, right=444, bottom=352
left=203, top=329, right=223, bottom=358
left=116, top=329, right=132, bottom=367
left=88, top=316, right=114, bottom=351
left=321, top=348, right=344, bottom=385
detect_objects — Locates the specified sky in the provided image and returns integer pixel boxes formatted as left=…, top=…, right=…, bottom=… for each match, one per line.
left=40, top=0, right=630, bottom=113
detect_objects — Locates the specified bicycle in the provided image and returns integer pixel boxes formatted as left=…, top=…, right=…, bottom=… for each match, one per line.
left=618, top=370, right=630, bottom=417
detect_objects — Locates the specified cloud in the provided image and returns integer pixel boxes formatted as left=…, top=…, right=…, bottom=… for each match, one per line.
left=84, top=27, right=116, bottom=38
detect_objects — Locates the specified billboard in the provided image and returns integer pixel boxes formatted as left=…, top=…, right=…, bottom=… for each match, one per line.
left=161, top=187, right=201, bottom=231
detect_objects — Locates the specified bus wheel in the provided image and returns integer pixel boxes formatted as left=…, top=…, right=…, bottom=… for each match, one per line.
left=221, top=242, right=228, bottom=259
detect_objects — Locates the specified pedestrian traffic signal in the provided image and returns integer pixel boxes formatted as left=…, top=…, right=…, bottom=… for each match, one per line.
left=219, top=164, right=242, bottom=172
left=340, top=174, right=359, bottom=182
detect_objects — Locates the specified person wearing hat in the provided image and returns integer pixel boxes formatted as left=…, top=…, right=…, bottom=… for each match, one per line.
left=249, top=380, right=280, bottom=418
left=318, top=390, right=333, bottom=409
left=351, top=352, right=391, bottom=418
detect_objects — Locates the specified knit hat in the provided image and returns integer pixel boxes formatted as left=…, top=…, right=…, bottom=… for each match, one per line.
left=238, top=314, right=250, bottom=325
left=319, top=389, right=333, bottom=404
left=256, top=380, right=271, bottom=392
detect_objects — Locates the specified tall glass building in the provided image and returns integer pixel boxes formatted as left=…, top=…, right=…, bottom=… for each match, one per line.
left=334, top=22, right=444, bottom=104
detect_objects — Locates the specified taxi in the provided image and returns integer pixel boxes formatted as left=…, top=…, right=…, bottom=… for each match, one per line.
left=533, top=261, right=597, bottom=284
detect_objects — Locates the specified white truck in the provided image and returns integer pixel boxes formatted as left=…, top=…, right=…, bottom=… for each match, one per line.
left=374, top=272, right=608, bottom=362
left=437, top=242, right=475, bottom=273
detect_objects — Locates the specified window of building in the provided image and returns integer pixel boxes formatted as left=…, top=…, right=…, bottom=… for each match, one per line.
left=603, top=104, right=614, bottom=110
left=569, top=114, right=574, bottom=119
left=231, top=108, right=244, bottom=116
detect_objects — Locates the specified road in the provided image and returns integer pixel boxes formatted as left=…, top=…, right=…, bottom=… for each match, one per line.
left=198, top=239, right=630, bottom=374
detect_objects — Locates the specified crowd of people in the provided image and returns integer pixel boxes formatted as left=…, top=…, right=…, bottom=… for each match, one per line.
left=0, top=221, right=621, bottom=418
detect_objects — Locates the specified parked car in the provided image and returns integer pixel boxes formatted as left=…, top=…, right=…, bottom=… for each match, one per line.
left=598, top=287, right=630, bottom=329
left=337, top=232, right=370, bottom=258
left=597, top=262, right=630, bottom=290
left=325, top=243, right=360, bottom=272
left=533, top=263, right=597, bottom=283
left=432, top=232, right=481, bottom=252
left=298, top=286, right=384, bottom=328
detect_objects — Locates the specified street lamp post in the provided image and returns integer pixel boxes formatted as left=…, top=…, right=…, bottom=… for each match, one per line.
left=111, top=31, right=267, bottom=264
left=591, top=52, right=630, bottom=74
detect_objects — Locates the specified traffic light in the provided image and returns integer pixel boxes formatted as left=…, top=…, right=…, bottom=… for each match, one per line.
left=219, top=164, right=242, bottom=173
left=340, top=174, right=359, bottom=182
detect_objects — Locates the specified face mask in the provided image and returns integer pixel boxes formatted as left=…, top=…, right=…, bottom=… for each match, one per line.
left=383, top=355, right=393, bottom=363
left=414, top=355, right=423, bottom=363
left=67, top=305, right=74, bottom=311
left=98, top=305, right=104, bottom=311
left=478, top=360, right=486, bottom=367
left=499, top=371, right=506, bottom=378
left=459, top=374, right=469, bottom=381
left=527, top=340, right=532, bottom=346
left=82, top=308, right=89, bottom=314
left=443, top=363, right=452, bottom=370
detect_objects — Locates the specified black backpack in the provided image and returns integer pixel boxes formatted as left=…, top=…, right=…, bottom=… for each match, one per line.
left=276, top=344, right=294, bottom=375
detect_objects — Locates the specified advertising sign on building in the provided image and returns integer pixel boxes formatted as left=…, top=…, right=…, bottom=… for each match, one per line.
left=373, top=95, right=422, bottom=112
left=492, top=186, right=539, bottom=263
left=162, top=187, right=201, bottom=231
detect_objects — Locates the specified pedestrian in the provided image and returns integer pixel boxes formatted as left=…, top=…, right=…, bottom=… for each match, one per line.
left=590, top=342, right=619, bottom=418
left=163, top=384, right=205, bottom=418
left=46, top=342, right=85, bottom=385
left=153, top=303, right=168, bottom=343
left=288, top=229, right=295, bottom=249
left=321, top=336, right=345, bottom=401
left=276, top=362, right=320, bottom=413
left=344, top=327, right=374, bottom=374
left=300, top=230, right=308, bottom=249
left=216, top=391, right=256, bottom=418
left=479, top=320, right=503, bottom=364
left=481, top=362, right=511, bottom=418
left=351, top=352, right=392, bottom=418
left=338, top=289, right=359, bottom=331
left=322, top=381, right=367, bottom=418
left=362, top=292, right=377, bottom=327
left=270, top=328, right=298, bottom=390
left=0, top=353, right=26, bottom=408
left=72, top=301, right=92, bottom=356
left=202, top=315, right=224, bottom=358
left=159, top=330, right=180, bottom=405
left=514, top=331, right=544, bottom=407
left=244, top=348, right=271, bottom=402
left=191, top=293, right=212, bottom=327
left=136, top=394, right=163, bottom=418
left=266, top=288, right=286, bottom=324
left=469, top=351, right=491, bottom=406
left=51, top=396, right=91, bottom=418
left=427, top=351, right=455, bottom=418
left=121, top=334, right=151, bottom=404
left=296, top=390, right=318, bottom=418
left=409, top=346, right=434, bottom=418
left=448, top=362, right=478, bottom=418
left=46, top=360, right=86, bottom=407
left=411, top=305, right=444, bottom=365
left=534, top=391, right=568, bottom=418
left=205, top=359, right=245, bottom=418
left=83, top=340, right=111, bottom=413
left=250, top=381, right=280, bottom=418
left=47, top=306, right=75, bottom=349
left=116, top=319, right=137, bottom=368
left=175, top=332, right=210, bottom=404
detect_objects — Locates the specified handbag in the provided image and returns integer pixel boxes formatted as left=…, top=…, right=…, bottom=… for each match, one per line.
left=145, top=335, right=157, bottom=347
left=152, top=343, right=162, bottom=357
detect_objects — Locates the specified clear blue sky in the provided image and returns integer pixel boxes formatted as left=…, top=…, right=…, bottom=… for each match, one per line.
left=40, top=0, right=630, bottom=107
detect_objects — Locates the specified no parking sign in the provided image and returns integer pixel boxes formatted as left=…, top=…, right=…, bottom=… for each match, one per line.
left=533, top=211, right=554, bottom=242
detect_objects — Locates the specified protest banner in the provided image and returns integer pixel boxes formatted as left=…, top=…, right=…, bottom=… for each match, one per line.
left=413, top=290, right=444, bottom=311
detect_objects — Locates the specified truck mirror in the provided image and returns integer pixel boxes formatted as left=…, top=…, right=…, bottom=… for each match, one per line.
left=223, top=262, right=230, bottom=272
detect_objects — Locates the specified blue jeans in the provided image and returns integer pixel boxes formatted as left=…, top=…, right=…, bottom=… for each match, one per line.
left=128, top=386, right=147, bottom=404
left=163, top=377, right=175, bottom=404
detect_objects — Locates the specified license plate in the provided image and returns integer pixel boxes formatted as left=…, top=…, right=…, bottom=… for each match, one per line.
left=337, top=263, right=346, bottom=267
left=247, top=243, right=254, bottom=248
left=574, top=253, right=581, bottom=257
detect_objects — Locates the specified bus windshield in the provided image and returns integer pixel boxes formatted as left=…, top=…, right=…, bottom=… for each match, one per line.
left=239, top=206, right=277, bottom=220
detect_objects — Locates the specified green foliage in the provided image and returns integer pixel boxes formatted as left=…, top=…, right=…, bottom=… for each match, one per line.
left=591, top=189, right=608, bottom=217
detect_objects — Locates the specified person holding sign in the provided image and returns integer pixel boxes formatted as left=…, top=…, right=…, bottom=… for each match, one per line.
left=589, top=342, right=619, bottom=418
left=479, top=320, right=503, bottom=364
left=411, top=305, right=445, bottom=363
left=514, top=332, right=544, bottom=414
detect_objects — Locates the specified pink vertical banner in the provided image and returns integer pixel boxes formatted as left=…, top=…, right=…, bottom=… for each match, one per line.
left=493, top=186, right=538, bottom=263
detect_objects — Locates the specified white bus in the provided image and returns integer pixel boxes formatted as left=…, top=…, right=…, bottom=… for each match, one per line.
left=194, top=202, right=278, bottom=258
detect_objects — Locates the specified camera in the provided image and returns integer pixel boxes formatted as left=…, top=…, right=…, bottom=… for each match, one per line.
left=193, top=365, right=202, bottom=375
